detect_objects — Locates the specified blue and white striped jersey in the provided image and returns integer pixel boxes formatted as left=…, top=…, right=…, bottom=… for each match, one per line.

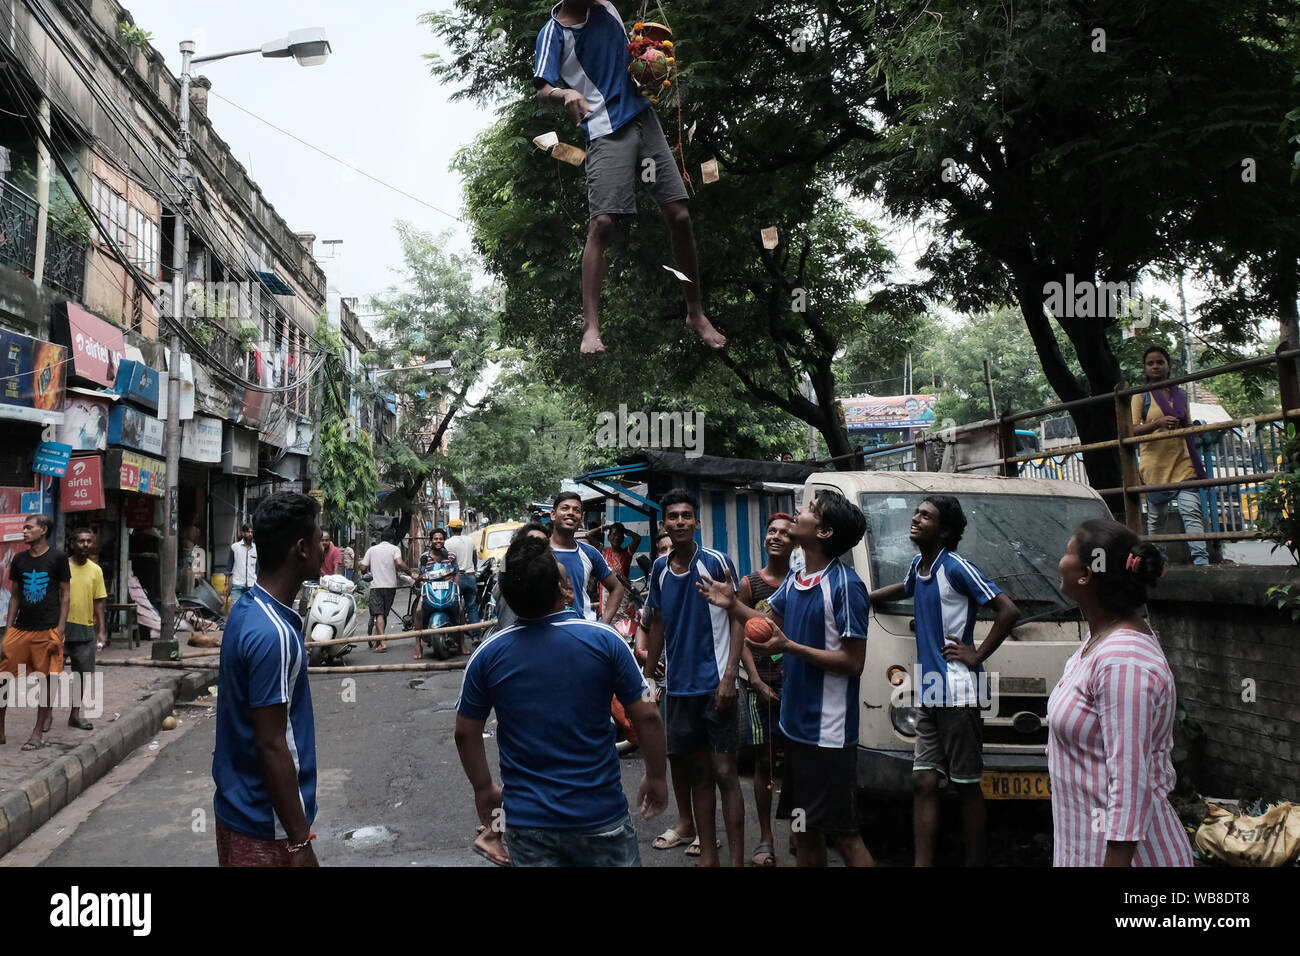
left=645, top=544, right=738, bottom=697
left=533, top=0, right=651, bottom=141
left=903, top=549, right=1002, bottom=707
left=768, top=560, right=870, bottom=748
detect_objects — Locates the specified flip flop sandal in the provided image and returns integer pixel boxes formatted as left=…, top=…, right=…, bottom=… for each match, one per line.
left=652, top=827, right=692, bottom=850
left=751, top=843, right=777, bottom=867
left=471, top=843, right=511, bottom=867
left=684, top=838, right=720, bottom=857
left=21, top=738, right=45, bottom=751
left=68, top=717, right=93, bottom=731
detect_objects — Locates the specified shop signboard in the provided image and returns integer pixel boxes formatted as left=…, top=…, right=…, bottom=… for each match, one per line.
left=223, top=425, right=258, bottom=477
left=123, top=494, right=155, bottom=529
left=0, top=329, right=66, bottom=411
left=182, top=416, right=223, bottom=463
left=108, top=405, right=165, bottom=456
left=58, top=395, right=111, bottom=451
left=33, top=441, right=73, bottom=477
left=106, top=448, right=166, bottom=497
left=61, top=455, right=105, bottom=511
left=0, top=515, right=25, bottom=542
left=53, top=303, right=125, bottom=388
left=110, top=359, right=160, bottom=412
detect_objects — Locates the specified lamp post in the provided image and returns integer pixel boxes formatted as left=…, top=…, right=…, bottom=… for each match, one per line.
left=160, top=30, right=332, bottom=644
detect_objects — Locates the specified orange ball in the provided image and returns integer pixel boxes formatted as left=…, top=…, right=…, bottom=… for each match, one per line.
left=745, top=617, right=774, bottom=643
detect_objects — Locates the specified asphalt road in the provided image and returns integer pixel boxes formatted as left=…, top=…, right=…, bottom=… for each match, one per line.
left=22, top=603, right=1054, bottom=867
left=26, top=659, right=798, bottom=868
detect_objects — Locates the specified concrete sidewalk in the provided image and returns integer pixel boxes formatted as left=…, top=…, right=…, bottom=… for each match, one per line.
left=0, top=641, right=218, bottom=858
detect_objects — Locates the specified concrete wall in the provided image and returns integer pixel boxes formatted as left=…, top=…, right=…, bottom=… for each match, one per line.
left=1148, top=565, right=1300, bottom=799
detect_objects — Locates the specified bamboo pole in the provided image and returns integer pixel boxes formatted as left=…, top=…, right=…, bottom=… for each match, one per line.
left=306, top=619, right=497, bottom=649
left=306, top=661, right=467, bottom=674
left=98, top=658, right=216, bottom=669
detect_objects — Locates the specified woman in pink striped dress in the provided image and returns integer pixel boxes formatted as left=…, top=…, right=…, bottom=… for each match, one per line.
left=1047, top=519, right=1193, bottom=867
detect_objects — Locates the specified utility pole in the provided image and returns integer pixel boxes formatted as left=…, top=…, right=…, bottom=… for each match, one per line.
left=160, top=41, right=194, bottom=645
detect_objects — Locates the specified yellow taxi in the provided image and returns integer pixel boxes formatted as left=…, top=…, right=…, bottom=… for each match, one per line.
left=476, top=522, right=523, bottom=564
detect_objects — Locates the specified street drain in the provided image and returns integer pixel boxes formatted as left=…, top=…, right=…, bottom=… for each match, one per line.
left=341, top=825, right=397, bottom=847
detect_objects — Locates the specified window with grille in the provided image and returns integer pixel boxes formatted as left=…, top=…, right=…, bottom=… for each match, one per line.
left=93, top=178, right=161, bottom=278
left=92, top=179, right=127, bottom=251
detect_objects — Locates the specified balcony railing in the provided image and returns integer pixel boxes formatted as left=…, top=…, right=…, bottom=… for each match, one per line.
left=0, top=178, right=87, bottom=299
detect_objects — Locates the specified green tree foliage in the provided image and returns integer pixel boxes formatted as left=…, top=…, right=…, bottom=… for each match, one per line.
left=443, top=358, right=586, bottom=519
left=367, top=222, right=500, bottom=532
left=845, top=0, right=1298, bottom=490
left=313, top=319, right=379, bottom=533
left=427, top=4, right=913, bottom=466
left=426, top=0, right=1297, bottom=485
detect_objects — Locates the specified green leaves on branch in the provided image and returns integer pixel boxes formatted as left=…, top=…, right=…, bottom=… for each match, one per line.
left=1253, top=423, right=1300, bottom=566
left=318, top=418, right=380, bottom=531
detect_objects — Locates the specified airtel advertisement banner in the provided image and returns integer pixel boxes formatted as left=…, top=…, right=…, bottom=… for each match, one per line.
left=61, top=455, right=105, bottom=512
left=53, top=303, right=125, bottom=388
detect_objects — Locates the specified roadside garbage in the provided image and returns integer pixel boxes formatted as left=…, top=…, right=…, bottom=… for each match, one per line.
left=1194, top=801, right=1300, bottom=866
left=161, top=716, right=179, bottom=730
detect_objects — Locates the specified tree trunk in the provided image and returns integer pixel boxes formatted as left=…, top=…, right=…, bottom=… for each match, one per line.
left=1014, top=278, right=1123, bottom=505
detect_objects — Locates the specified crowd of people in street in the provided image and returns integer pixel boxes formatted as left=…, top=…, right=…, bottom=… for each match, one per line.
left=193, top=472, right=1192, bottom=869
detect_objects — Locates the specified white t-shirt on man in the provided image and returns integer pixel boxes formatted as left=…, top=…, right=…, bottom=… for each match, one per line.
left=362, top=541, right=402, bottom=589
left=446, top=534, right=476, bottom=574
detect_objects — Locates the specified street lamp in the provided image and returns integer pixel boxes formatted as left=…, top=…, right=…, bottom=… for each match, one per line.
left=160, top=30, right=331, bottom=646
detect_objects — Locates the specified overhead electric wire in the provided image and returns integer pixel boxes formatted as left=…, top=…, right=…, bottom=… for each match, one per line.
left=0, top=64, right=323, bottom=397
left=15, top=0, right=340, bottom=367
left=208, top=89, right=466, bottom=226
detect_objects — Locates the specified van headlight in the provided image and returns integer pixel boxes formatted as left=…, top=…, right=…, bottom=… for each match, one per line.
left=890, top=702, right=920, bottom=737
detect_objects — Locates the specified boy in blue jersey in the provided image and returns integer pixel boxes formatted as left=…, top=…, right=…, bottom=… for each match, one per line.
left=212, top=492, right=324, bottom=867
left=869, top=495, right=1020, bottom=866
left=455, top=535, right=668, bottom=867
left=644, top=489, right=746, bottom=867
left=549, top=491, right=626, bottom=622
left=534, top=0, right=726, bottom=356
left=700, top=489, right=875, bottom=867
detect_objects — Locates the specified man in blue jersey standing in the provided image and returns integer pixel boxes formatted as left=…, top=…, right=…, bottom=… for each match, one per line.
left=644, top=489, right=746, bottom=866
left=549, top=491, right=625, bottom=623
left=455, top=534, right=668, bottom=866
left=699, top=489, right=875, bottom=867
left=212, top=492, right=324, bottom=867
left=869, top=495, right=1020, bottom=866
left=533, top=0, right=726, bottom=355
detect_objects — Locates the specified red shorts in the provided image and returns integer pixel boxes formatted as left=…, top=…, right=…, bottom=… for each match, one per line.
left=215, top=821, right=292, bottom=867
left=0, top=627, right=63, bottom=676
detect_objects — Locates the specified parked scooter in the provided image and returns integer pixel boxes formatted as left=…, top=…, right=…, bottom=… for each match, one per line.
left=305, top=574, right=359, bottom=666
left=418, top=560, right=463, bottom=660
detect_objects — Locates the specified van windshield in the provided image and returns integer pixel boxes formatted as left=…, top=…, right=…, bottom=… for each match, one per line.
left=485, top=529, right=514, bottom=549
left=859, top=492, right=1110, bottom=612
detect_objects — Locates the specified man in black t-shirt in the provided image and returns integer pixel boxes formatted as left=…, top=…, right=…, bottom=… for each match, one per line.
left=1, top=514, right=70, bottom=750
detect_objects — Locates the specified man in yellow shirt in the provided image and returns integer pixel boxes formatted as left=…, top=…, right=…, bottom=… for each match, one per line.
left=1130, top=346, right=1210, bottom=566
left=65, top=527, right=106, bottom=730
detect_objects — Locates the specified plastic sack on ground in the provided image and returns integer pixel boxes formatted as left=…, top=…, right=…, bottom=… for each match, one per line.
left=1194, top=801, right=1300, bottom=866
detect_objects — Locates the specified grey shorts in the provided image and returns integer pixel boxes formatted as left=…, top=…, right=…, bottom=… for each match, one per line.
left=65, top=637, right=96, bottom=675
left=368, top=587, right=396, bottom=620
left=586, top=108, right=689, bottom=218
left=914, top=705, right=983, bottom=784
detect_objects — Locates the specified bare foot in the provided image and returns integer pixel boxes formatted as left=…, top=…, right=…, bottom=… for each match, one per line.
left=375, top=643, right=388, bottom=653
left=580, top=325, right=606, bottom=355
left=686, top=313, right=726, bottom=350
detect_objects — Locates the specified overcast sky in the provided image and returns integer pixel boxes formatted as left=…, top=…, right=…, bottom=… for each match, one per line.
left=123, top=0, right=494, bottom=311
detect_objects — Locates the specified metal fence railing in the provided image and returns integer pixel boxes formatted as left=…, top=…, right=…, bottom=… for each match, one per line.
left=836, top=345, right=1300, bottom=547
left=0, top=178, right=86, bottom=299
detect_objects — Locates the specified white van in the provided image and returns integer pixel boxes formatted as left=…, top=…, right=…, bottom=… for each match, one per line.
left=801, top=471, right=1111, bottom=801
